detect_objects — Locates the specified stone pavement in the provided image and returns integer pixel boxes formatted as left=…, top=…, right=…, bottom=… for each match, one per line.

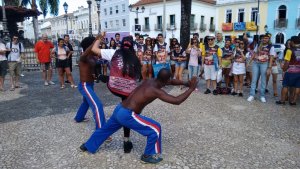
left=0, top=68, right=299, bottom=169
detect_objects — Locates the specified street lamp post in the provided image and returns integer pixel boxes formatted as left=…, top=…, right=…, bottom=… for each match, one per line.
left=63, top=2, right=69, bottom=35
left=96, top=0, right=101, bottom=33
left=1, top=0, right=10, bottom=43
left=87, top=0, right=93, bottom=37
left=128, top=4, right=145, bottom=25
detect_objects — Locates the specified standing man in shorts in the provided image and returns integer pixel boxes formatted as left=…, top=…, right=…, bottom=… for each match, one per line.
left=6, top=35, right=25, bottom=91
left=34, top=34, right=55, bottom=86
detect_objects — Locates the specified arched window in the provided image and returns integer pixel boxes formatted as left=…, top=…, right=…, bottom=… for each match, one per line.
left=278, top=5, right=287, bottom=19
left=275, top=33, right=284, bottom=44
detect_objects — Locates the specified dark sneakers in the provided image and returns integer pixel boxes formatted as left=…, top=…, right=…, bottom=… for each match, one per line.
left=275, top=101, right=285, bottom=105
left=204, top=89, right=211, bottom=94
left=124, top=141, right=133, bottom=153
left=238, top=93, right=243, bottom=97
left=80, top=143, right=88, bottom=152
left=231, top=92, right=237, bottom=96
left=141, top=154, right=163, bottom=164
left=212, top=90, right=218, bottom=95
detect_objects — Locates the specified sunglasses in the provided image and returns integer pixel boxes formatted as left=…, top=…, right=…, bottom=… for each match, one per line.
left=174, top=46, right=180, bottom=48
left=208, top=38, right=214, bottom=41
left=13, top=38, right=18, bottom=40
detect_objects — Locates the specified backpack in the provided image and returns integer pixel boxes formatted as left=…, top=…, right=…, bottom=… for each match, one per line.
left=6, top=42, right=22, bottom=59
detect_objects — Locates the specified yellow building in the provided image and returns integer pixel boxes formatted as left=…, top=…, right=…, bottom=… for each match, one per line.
left=216, top=0, right=268, bottom=39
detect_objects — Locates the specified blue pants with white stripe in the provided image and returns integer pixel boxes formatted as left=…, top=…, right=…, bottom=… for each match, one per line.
left=74, top=82, right=106, bottom=129
left=84, top=103, right=162, bottom=155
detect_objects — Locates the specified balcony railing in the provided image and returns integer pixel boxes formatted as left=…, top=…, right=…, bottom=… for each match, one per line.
left=167, top=23, right=176, bottom=30
left=296, top=18, right=300, bottom=28
left=199, top=23, right=207, bottom=32
left=209, top=24, right=215, bottom=32
left=190, top=23, right=198, bottom=30
left=142, top=25, right=150, bottom=31
left=155, top=24, right=162, bottom=31
left=274, top=19, right=288, bottom=29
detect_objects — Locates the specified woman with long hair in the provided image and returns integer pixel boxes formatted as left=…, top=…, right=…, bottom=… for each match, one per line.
left=186, top=38, right=201, bottom=90
left=232, top=40, right=247, bottom=96
left=52, top=38, right=76, bottom=89
left=171, top=43, right=187, bottom=88
left=109, top=39, right=117, bottom=49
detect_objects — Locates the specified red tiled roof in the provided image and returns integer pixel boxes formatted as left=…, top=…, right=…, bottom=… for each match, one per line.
left=133, top=0, right=216, bottom=6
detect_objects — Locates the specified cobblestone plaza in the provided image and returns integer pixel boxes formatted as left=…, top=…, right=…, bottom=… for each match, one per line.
left=0, top=69, right=299, bottom=169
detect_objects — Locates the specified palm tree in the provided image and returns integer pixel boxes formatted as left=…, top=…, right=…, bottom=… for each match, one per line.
left=21, top=0, right=59, bottom=42
left=180, top=0, right=191, bottom=49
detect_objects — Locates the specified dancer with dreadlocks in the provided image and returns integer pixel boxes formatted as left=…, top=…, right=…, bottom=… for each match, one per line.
left=82, top=33, right=141, bottom=153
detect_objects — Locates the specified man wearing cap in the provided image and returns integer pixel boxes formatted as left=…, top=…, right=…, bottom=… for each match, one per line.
left=202, top=34, right=222, bottom=95
left=247, top=34, right=275, bottom=103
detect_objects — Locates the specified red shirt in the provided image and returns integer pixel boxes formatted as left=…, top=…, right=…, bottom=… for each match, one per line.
left=34, top=40, right=54, bottom=63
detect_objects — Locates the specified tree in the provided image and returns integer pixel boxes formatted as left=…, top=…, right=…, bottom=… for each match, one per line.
left=21, top=0, right=59, bottom=42
left=180, top=0, right=191, bottom=49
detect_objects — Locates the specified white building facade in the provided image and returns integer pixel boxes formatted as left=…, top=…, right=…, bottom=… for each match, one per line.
left=129, top=0, right=216, bottom=42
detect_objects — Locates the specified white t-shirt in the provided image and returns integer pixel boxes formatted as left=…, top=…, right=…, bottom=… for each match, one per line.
left=188, top=48, right=200, bottom=66
left=154, top=42, right=169, bottom=53
left=6, top=42, right=24, bottom=62
left=100, top=49, right=116, bottom=61
left=254, top=45, right=276, bottom=56
left=0, top=43, right=7, bottom=61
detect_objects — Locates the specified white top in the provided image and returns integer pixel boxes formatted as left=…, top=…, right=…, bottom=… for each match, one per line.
left=188, top=48, right=201, bottom=66
left=6, top=42, right=24, bottom=62
left=154, top=42, right=169, bottom=53
left=0, top=43, right=7, bottom=61
left=254, top=45, right=276, bottom=56
left=57, top=46, right=69, bottom=60
left=100, top=49, right=116, bottom=61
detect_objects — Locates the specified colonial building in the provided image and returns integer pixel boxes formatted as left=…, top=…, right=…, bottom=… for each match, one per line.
left=266, top=0, right=300, bottom=44
left=130, top=0, right=216, bottom=42
left=216, top=0, right=268, bottom=39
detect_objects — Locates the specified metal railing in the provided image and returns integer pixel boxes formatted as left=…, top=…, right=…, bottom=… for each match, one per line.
left=209, top=24, right=215, bottom=32
left=142, top=25, right=150, bottom=31
left=199, top=23, right=207, bottom=31
left=22, top=47, right=81, bottom=71
left=190, top=23, right=198, bottom=30
left=274, top=19, right=288, bottom=29
left=167, top=23, right=176, bottom=30
left=155, top=24, right=162, bottom=31
left=296, top=18, right=300, bottom=28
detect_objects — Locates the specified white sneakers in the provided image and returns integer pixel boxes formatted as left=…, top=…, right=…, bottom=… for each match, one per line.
left=247, top=96, right=267, bottom=103
left=48, top=81, right=55, bottom=85
left=45, top=81, right=55, bottom=86
left=247, top=96, right=254, bottom=102
left=260, top=97, right=266, bottom=103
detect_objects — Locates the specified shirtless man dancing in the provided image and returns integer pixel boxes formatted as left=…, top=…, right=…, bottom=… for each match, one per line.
left=80, top=68, right=198, bottom=164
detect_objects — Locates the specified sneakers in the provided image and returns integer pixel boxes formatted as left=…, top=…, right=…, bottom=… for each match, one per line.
left=247, top=96, right=254, bottom=102
left=71, top=84, right=78, bottom=88
left=231, top=91, right=237, bottom=96
left=275, top=101, right=285, bottom=105
left=44, top=81, right=49, bottom=86
left=48, top=81, right=55, bottom=85
left=260, top=97, right=266, bottom=103
left=238, top=93, right=243, bottom=97
left=124, top=141, right=133, bottom=153
left=80, top=143, right=88, bottom=152
left=212, top=90, right=218, bottom=95
left=204, top=89, right=211, bottom=94
left=140, top=154, right=163, bottom=164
